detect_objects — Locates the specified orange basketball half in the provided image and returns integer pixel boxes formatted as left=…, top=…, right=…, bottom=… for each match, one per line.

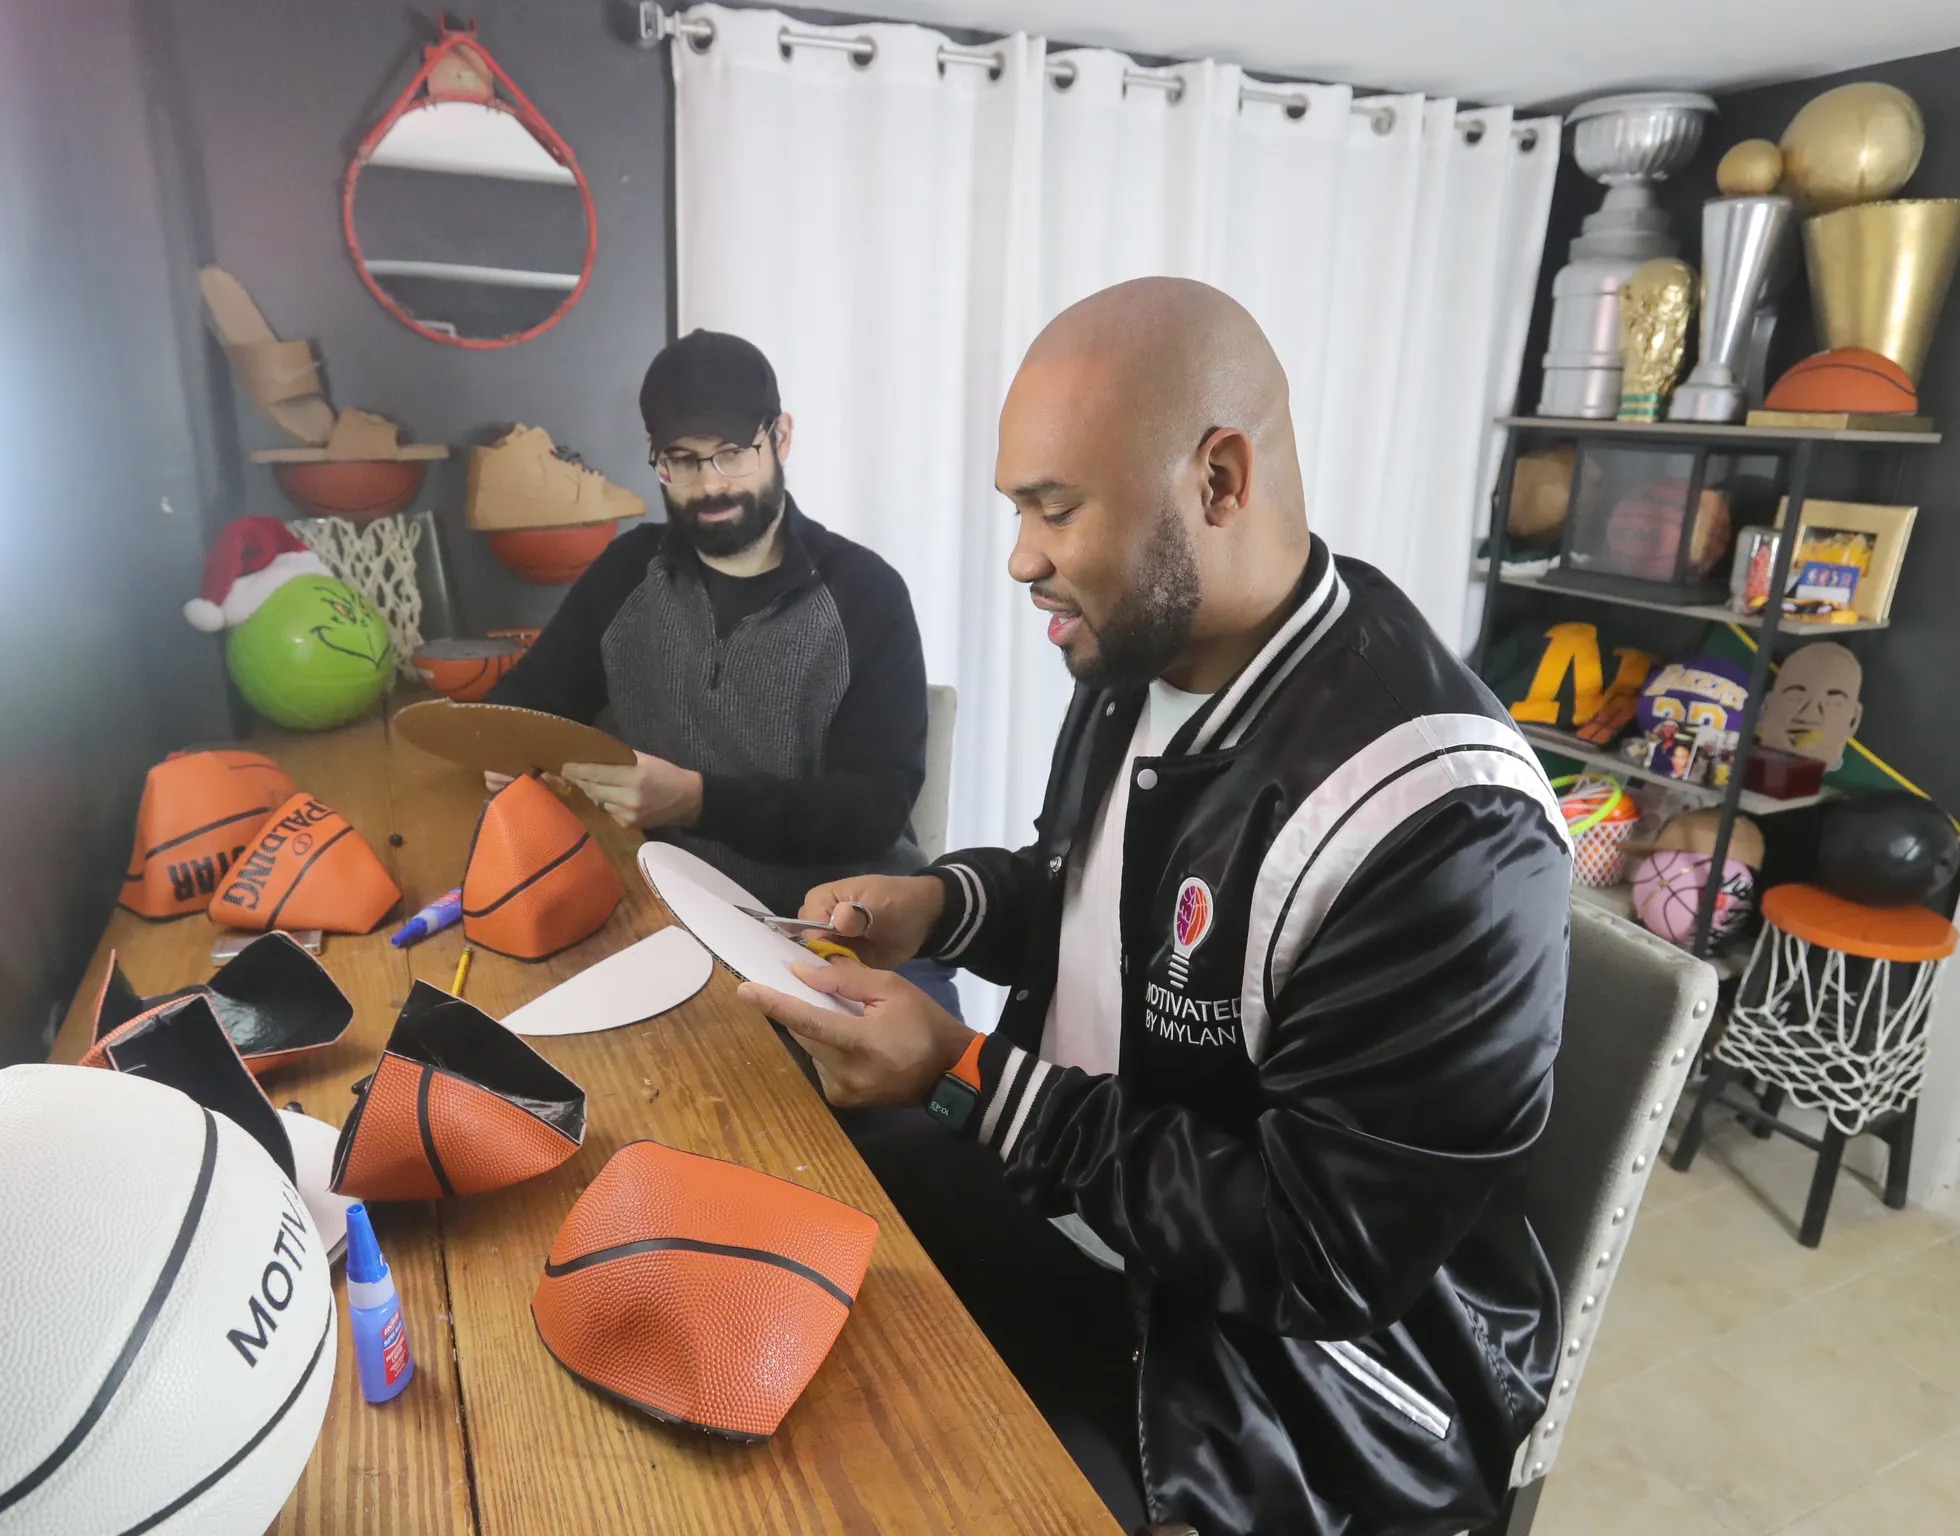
left=330, top=982, right=586, bottom=1200
left=1765, top=347, right=1918, bottom=413
left=208, top=792, right=401, bottom=934
left=462, top=775, right=622, bottom=960
left=120, top=750, right=297, bottom=919
left=532, top=1141, right=879, bottom=1440
left=414, top=637, right=528, bottom=702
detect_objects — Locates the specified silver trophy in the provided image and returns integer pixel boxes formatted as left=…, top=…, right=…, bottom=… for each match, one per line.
left=1669, top=197, right=1796, bottom=421
left=1538, top=92, right=1717, bottom=418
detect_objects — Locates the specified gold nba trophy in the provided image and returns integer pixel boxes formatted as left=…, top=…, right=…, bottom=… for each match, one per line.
left=1751, top=83, right=1960, bottom=430
left=1618, top=259, right=1695, bottom=422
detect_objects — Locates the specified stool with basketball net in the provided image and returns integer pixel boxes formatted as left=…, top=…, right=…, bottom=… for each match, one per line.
left=1671, top=884, right=1956, bottom=1246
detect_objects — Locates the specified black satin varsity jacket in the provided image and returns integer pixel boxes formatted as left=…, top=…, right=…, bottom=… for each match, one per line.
left=921, top=536, right=1573, bottom=1535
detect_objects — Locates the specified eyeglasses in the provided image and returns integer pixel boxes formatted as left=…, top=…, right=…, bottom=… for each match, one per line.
left=652, top=420, right=776, bottom=485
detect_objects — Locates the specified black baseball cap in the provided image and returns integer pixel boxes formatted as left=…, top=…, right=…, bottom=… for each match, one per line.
left=638, top=330, right=781, bottom=453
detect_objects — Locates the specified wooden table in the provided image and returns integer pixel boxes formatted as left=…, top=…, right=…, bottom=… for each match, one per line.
left=51, top=709, right=1119, bottom=1536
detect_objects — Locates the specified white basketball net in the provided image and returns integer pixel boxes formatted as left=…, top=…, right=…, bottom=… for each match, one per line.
left=1717, top=926, right=1949, bottom=1136
left=294, top=514, right=424, bottom=686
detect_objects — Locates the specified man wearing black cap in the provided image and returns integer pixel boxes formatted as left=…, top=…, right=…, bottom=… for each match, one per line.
left=487, top=332, right=946, bottom=989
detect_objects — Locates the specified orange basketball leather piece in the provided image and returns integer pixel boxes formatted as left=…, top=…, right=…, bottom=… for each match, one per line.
left=92, top=932, right=354, bottom=1076
left=1764, top=347, right=1918, bottom=413
left=208, top=792, right=401, bottom=934
left=82, top=992, right=296, bottom=1182
left=120, top=750, right=297, bottom=919
left=532, top=1141, right=879, bottom=1441
left=413, top=637, right=528, bottom=702
left=330, top=981, right=586, bottom=1200
left=463, top=775, right=622, bottom=960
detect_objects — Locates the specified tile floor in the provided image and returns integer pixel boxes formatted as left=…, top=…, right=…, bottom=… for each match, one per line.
left=1535, top=1098, right=1960, bottom=1536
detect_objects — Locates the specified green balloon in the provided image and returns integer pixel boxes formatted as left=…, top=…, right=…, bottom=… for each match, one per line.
left=226, top=576, right=392, bottom=731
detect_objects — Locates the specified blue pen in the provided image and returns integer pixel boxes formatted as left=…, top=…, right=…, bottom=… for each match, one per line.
left=345, top=1203, right=415, bottom=1403
left=390, top=888, right=462, bottom=948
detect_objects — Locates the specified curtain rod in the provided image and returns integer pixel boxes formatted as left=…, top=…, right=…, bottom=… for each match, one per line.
left=639, top=6, right=1542, bottom=148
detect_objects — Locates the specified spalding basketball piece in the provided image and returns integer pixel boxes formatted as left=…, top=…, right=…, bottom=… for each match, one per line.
left=486, top=522, right=614, bottom=585
left=413, top=636, right=529, bottom=702
left=208, top=793, right=401, bottom=935
left=463, top=775, right=622, bottom=960
left=533, top=1140, right=878, bottom=1440
left=0, top=1064, right=335, bottom=1536
left=272, top=459, right=426, bottom=523
left=121, top=750, right=296, bottom=920
left=1603, top=480, right=1732, bottom=582
left=1631, top=850, right=1758, bottom=946
left=1764, top=347, right=1918, bottom=414
left=330, top=982, right=586, bottom=1201
left=1816, top=792, right=1960, bottom=907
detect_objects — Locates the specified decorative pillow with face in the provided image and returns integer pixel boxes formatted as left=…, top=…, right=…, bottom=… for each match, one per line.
left=1756, top=641, right=1864, bottom=769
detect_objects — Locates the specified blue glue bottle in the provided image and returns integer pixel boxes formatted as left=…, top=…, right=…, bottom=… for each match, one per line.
left=345, top=1202, right=415, bottom=1403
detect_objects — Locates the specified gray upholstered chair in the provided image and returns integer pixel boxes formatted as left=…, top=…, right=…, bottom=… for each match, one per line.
left=1480, top=902, right=1719, bottom=1534
left=913, top=684, right=958, bottom=863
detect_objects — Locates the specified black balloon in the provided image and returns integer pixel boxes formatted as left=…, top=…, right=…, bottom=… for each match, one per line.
left=1816, top=793, right=1960, bottom=907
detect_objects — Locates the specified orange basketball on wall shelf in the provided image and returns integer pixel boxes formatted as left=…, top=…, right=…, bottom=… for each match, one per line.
left=1764, top=348, right=1917, bottom=414
left=273, top=459, right=426, bottom=521
left=1603, top=480, right=1732, bottom=582
left=414, top=636, right=531, bottom=701
left=487, top=523, right=614, bottom=584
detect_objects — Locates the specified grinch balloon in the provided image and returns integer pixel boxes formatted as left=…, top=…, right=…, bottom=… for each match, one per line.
left=228, top=576, right=392, bottom=730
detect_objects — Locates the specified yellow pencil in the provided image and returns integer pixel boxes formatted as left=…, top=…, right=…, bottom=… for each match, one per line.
left=452, top=945, right=474, bottom=997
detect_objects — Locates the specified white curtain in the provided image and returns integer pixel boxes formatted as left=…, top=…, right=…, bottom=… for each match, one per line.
left=673, top=5, right=1558, bottom=1001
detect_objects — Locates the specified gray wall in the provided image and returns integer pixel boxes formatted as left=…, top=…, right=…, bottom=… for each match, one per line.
left=162, top=0, right=674, bottom=632
left=1514, top=47, right=1960, bottom=818
left=0, top=0, right=232, bottom=1063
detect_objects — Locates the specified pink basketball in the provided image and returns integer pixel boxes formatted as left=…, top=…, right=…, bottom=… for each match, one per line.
left=1630, top=850, right=1757, bottom=945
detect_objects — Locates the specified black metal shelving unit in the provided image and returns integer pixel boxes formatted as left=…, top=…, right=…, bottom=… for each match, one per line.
left=1472, top=414, right=1941, bottom=963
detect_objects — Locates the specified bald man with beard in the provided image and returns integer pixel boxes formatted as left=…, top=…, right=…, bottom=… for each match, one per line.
left=741, top=279, right=1573, bottom=1534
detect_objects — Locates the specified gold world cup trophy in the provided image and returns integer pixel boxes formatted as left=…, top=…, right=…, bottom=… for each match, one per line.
left=1618, top=259, right=1695, bottom=422
left=1750, top=82, right=1960, bottom=430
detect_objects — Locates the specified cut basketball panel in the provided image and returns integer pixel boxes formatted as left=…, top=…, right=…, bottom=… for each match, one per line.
left=463, top=775, right=622, bottom=960
left=88, top=932, right=354, bottom=1077
left=208, top=792, right=401, bottom=934
left=532, top=1140, right=877, bottom=1440
left=330, top=982, right=585, bottom=1201
left=120, top=750, right=296, bottom=919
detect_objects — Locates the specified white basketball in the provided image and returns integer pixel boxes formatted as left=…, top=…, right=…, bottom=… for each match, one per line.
left=0, top=1064, right=337, bottom=1536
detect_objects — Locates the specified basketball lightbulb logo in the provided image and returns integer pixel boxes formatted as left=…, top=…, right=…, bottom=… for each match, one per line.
left=1168, top=876, right=1214, bottom=988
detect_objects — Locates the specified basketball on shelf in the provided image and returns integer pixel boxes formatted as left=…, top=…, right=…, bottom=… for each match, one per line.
left=272, top=459, right=426, bottom=523
left=413, top=635, right=534, bottom=702
left=1630, top=849, right=1758, bottom=946
left=1816, top=792, right=1960, bottom=907
left=1764, top=347, right=1918, bottom=414
left=486, top=523, right=614, bottom=585
left=0, top=1064, right=335, bottom=1536
left=1603, top=481, right=1732, bottom=581
left=226, top=575, right=392, bottom=731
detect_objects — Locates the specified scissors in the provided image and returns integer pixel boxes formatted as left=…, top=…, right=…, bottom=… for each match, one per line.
left=736, top=902, right=873, bottom=960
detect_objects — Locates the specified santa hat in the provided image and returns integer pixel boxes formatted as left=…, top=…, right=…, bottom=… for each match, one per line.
left=185, top=515, right=331, bottom=632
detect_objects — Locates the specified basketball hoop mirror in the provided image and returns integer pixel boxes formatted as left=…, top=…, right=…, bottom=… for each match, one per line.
left=344, top=24, right=595, bottom=348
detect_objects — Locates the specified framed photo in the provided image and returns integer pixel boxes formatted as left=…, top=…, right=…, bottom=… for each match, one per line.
left=1771, top=498, right=1918, bottom=624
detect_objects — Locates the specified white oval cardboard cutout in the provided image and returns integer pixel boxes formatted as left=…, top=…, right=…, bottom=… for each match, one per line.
left=637, top=842, right=860, bottom=1016
left=277, top=1108, right=355, bottom=1263
left=502, top=926, right=713, bottom=1037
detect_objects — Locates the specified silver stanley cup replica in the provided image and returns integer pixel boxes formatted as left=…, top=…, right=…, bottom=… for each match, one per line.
left=1668, top=196, right=1796, bottom=422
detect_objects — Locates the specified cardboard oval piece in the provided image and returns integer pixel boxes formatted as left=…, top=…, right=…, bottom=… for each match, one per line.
left=502, top=927, right=713, bottom=1037
left=394, top=698, right=636, bottom=779
left=636, top=843, right=860, bottom=1017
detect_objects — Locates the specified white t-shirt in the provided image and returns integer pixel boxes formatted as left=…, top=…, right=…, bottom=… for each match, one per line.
left=1042, top=679, right=1212, bottom=1270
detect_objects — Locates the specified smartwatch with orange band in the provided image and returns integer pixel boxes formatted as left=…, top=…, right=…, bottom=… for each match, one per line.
left=925, top=1032, right=987, bottom=1133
